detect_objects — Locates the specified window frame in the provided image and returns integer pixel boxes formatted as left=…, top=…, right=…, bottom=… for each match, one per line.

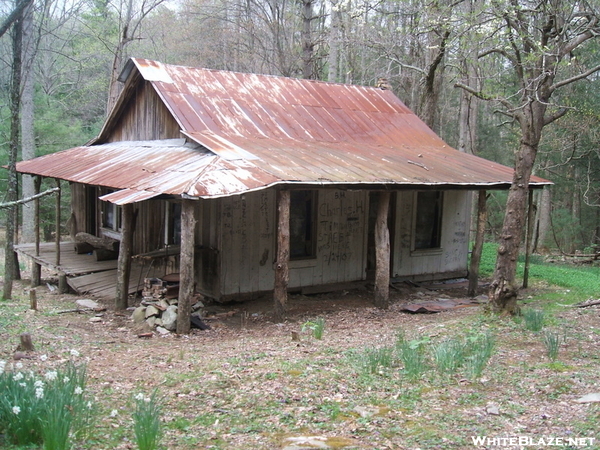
left=412, top=190, right=444, bottom=253
left=289, top=189, right=318, bottom=261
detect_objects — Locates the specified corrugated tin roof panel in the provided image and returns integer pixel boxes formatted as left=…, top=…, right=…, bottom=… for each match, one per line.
left=16, top=58, right=551, bottom=200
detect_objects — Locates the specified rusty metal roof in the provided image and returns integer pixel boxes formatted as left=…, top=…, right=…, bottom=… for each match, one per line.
left=16, top=58, right=551, bottom=202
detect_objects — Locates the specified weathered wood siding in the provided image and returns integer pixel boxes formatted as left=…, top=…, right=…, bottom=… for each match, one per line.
left=107, top=82, right=181, bottom=142
left=216, top=189, right=368, bottom=298
left=392, top=190, right=471, bottom=281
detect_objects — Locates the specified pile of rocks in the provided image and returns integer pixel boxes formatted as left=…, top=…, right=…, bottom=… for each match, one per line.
left=131, top=298, right=205, bottom=332
left=131, top=276, right=204, bottom=333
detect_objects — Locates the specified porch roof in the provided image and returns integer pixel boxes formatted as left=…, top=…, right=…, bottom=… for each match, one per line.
left=16, top=58, right=551, bottom=203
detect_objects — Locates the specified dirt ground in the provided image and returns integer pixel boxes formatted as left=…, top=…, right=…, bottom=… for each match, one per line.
left=1, top=272, right=599, bottom=449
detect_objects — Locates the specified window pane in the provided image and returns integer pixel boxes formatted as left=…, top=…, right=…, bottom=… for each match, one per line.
left=290, top=190, right=316, bottom=259
left=414, top=191, right=442, bottom=250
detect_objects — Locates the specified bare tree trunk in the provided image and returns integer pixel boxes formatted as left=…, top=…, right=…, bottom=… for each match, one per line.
left=327, top=4, right=340, bottom=83
left=468, top=190, right=487, bottom=297
left=21, top=1, right=35, bottom=243
left=533, top=188, right=551, bottom=252
left=489, top=141, right=537, bottom=314
left=301, top=0, right=314, bottom=79
left=273, top=190, right=290, bottom=321
left=3, top=6, right=23, bottom=300
left=177, top=200, right=196, bottom=334
left=374, top=191, right=391, bottom=309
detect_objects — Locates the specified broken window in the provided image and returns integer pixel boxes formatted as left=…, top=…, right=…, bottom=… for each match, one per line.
left=414, top=191, right=443, bottom=250
left=290, top=190, right=317, bottom=259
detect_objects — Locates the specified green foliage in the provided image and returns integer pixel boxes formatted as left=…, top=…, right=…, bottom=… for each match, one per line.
left=302, top=317, right=326, bottom=340
left=133, top=390, right=163, bottom=450
left=522, top=309, right=546, bottom=332
left=463, top=332, right=495, bottom=380
left=432, top=338, right=466, bottom=376
left=0, top=360, right=93, bottom=449
left=397, top=339, right=429, bottom=380
left=542, top=330, right=561, bottom=361
left=359, top=346, right=395, bottom=374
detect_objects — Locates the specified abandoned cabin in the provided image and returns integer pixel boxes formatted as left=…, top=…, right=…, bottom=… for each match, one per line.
left=15, top=58, right=550, bottom=320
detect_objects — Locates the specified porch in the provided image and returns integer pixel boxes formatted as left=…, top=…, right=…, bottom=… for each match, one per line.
left=15, top=242, right=164, bottom=300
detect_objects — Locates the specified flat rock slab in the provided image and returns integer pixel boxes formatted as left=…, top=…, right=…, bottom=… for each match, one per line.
left=400, top=298, right=480, bottom=313
left=574, top=393, right=600, bottom=403
left=76, top=299, right=101, bottom=309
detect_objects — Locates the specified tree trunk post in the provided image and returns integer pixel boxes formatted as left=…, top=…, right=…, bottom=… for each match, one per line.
left=274, top=189, right=290, bottom=322
left=55, top=178, right=61, bottom=266
left=32, top=176, right=42, bottom=286
left=522, top=189, right=535, bottom=289
left=468, top=190, right=487, bottom=297
left=374, top=191, right=391, bottom=309
left=115, top=203, right=135, bottom=310
left=177, top=199, right=196, bottom=334
left=489, top=142, right=537, bottom=315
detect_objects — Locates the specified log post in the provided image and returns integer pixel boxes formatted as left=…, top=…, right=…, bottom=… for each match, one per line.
left=55, top=178, right=61, bottom=266
left=374, top=191, right=391, bottom=309
left=29, top=288, right=37, bottom=310
left=177, top=199, right=196, bottom=334
left=468, top=190, right=488, bottom=297
left=523, top=189, right=535, bottom=289
left=115, top=203, right=135, bottom=310
left=273, top=189, right=290, bottom=322
left=32, top=176, right=42, bottom=286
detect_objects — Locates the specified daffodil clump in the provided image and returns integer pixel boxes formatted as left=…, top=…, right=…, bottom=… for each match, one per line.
left=0, top=350, right=94, bottom=450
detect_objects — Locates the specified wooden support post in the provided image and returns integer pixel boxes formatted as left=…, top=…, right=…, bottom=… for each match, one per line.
left=374, top=191, right=391, bottom=309
left=29, top=288, right=37, bottom=311
left=115, top=203, right=135, bottom=310
left=58, top=272, right=68, bottom=294
left=55, top=178, right=61, bottom=266
left=177, top=199, right=196, bottom=334
left=523, top=189, right=535, bottom=289
left=468, top=190, right=488, bottom=297
left=274, top=190, right=290, bottom=322
left=32, top=176, right=42, bottom=286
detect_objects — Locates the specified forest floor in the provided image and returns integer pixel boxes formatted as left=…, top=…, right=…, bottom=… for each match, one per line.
left=0, top=273, right=599, bottom=449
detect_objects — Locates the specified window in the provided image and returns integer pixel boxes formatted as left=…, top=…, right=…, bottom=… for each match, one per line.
left=166, top=202, right=182, bottom=245
left=414, top=191, right=443, bottom=250
left=290, top=190, right=317, bottom=259
left=101, top=201, right=121, bottom=232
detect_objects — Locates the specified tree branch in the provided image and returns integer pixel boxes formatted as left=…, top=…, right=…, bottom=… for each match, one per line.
left=0, top=0, right=33, bottom=39
left=549, top=63, right=600, bottom=94
left=0, top=187, right=59, bottom=210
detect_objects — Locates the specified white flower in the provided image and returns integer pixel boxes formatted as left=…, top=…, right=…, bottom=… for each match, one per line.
left=40, top=354, right=48, bottom=362
left=45, top=371, right=58, bottom=381
left=134, top=393, right=145, bottom=401
left=19, top=382, right=26, bottom=388
left=0, top=360, right=5, bottom=374
left=34, top=380, right=44, bottom=388
left=63, top=377, right=70, bottom=383
left=15, top=362, right=23, bottom=369
left=86, top=401, right=93, bottom=409
left=110, top=409, right=118, bottom=417
left=35, top=387, right=44, bottom=399
left=74, top=386, right=83, bottom=395
left=70, top=349, right=80, bottom=357
left=13, top=372, right=24, bottom=381
left=144, top=397, right=151, bottom=403
left=12, top=406, right=21, bottom=415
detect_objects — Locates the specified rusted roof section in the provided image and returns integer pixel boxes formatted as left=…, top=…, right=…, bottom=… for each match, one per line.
left=17, top=58, right=551, bottom=202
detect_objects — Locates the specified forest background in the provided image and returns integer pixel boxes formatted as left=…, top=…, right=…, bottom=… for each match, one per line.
left=1, top=0, right=599, bottom=258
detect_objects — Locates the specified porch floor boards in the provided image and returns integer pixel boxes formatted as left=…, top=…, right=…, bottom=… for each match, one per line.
left=15, top=242, right=162, bottom=300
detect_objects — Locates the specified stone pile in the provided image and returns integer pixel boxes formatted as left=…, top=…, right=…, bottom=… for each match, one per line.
left=131, top=276, right=204, bottom=333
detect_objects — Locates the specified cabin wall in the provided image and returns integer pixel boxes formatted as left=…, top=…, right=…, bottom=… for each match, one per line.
left=215, top=189, right=368, bottom=299
left=392, top=190, right=471, bottom=281
left=107, top=82, right=181, bottom=142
